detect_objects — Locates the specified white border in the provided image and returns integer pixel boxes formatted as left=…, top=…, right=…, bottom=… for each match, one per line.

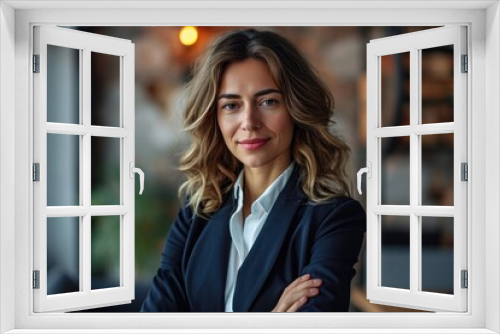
left=0, top=2, right=17, bottom=333
left=485, top=2, right=500, bottom=333
left=1, top=1, right=498, bottom=10
left=0, top=1, right=497, bottom=333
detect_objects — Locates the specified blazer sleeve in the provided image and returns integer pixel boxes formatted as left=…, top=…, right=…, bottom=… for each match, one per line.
left=298, top=198, right=366, bottom=312
left=140, top=206, right=193, bottom=312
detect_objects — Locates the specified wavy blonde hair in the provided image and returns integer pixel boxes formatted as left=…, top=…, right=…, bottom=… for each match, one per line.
left=179, top=29, right=352, bottom=217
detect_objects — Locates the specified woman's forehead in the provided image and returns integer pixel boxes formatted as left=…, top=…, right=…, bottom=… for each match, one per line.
left=218, top=59, right=279, bottom=94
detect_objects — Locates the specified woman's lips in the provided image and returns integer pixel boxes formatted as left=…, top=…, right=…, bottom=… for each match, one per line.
left=238, top=138, right=269, bottom=151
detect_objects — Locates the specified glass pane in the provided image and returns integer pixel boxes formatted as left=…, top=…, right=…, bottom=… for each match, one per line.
left=421, top=45, right=454, bottom=124
left=47, top=217, right=80, bottom=295
left=381, top=136, right=410, bottom=205
left=421, top=217, right=454, bottom=294
left=91, top=216, right=120, bottom=290
left=381, top=215, right=410, bottom=289
left=421, top=133, right=454, bottom=206
left=91, top=52, right=121, bottom=127
left=47, top=134, right=80, bottom=206
left=381, top=52, right=410, bottom=127
left=47, top=45, right=80, bottom=124
left=91, top=137, right=121, bottom=205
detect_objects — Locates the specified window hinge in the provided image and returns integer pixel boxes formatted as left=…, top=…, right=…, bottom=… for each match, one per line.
left=461, top=270, right=468, bottom=289
left=33, top=163, right=40, bottom=182
left=33, top=54, right=40, bottom=73
left=461, top=162, right=468, bottom=181
left=461, top=54, right=468, bottom=73
left=33, top=270, right=40, bottom=289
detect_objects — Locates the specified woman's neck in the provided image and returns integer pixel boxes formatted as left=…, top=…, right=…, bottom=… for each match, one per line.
left=242, top=161, right=291, bottom=210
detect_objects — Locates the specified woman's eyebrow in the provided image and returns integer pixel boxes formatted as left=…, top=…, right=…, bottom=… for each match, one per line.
left=254, top=88, right=281, bottom=97
left=217, top=88, right=281, bottom=100
left=217, top=93, right=240, bottom=100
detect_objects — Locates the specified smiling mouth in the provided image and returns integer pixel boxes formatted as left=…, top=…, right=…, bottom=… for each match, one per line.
left=238, top=138, right=269, bottom=151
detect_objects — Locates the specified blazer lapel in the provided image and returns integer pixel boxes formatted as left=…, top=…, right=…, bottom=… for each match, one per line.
left=185, top=195, right=234, bottom=311
left=232, top=167, right=306, bottom=312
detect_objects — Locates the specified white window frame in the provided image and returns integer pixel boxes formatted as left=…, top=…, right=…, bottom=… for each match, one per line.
left=365, top=26, right=468, bottom=312
left=0, top=1, right=499, bottom=333
left=33, top=25, right=136, bottom=312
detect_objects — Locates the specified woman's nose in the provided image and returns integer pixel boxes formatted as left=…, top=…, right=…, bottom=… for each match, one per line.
left=241, top=104, right=262, bottom=131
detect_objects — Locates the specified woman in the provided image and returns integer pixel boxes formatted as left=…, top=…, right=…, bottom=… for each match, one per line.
left=141, top=29, right=365, bottom=312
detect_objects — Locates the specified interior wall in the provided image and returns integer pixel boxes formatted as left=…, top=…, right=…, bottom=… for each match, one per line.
left=0, top=2, right=16, bottom=333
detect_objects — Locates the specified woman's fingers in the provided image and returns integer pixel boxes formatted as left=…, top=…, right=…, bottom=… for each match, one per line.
left=286, top=296, right=308, bottom=312
left=283, top=274, right=310, bottom=293
left=284, top=280, right=321, bottom=311
left=272, top=274, right=322, bottom=312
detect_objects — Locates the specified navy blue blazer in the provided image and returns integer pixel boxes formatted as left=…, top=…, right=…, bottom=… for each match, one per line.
left=141, top=167, right=366, bottom=312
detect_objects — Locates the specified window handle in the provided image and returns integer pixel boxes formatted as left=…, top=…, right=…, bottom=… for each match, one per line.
left=357, top=162, right=371, bottom=195
left=129, top=162, right=145, bottom=195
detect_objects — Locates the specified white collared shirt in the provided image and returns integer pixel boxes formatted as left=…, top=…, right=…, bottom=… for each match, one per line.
left=224, top=163, right=295, bottom=312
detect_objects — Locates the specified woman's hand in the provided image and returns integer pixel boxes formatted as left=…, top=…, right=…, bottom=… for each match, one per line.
left=271, top=274, right=322, bottom=312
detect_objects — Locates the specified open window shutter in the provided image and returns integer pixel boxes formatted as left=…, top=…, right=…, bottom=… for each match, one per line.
left=33, top=26, right=136, bottom=312
left=364, top=26, right=467, bottom=312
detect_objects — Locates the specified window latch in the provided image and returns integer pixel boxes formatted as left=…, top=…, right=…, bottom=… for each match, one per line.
left=357, top=162, right=372, bottom=195
left=129, top=162, right=144, bottom=195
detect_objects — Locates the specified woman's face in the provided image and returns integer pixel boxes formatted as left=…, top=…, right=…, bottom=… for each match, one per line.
left=216, top=58, right=294, bottom=172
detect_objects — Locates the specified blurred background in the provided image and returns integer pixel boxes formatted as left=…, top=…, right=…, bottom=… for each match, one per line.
left=45, top=26, right=454, bottom=312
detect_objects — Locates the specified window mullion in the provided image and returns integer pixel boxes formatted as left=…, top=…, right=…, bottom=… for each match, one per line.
left=90, top=126, right=129, bottom=138
left=78, top=45, right=84, bottom=297
left=82, top=214, right=91, bottom=293
left=82, top=47, right=91, bottom=294
left=409, top=47, right=420, bottom=295
left=78, top=45, right=83, bottom=297
left=373, top=205, right=411, bottom=215
left=119, top=55, right=124, bottom=288
left=45, top=123, right=130, bottom=138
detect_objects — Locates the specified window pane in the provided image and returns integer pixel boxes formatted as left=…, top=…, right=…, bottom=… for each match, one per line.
left=47, top=134, right=80, bottom=206
left=91, top=216, right=120, bottom=290
left=421, top=45, right=454, bottom=124
left=421, top=217, right=454, bottom=294
left=381, top=52, right=410, bottom=127
left=47, top=45, right=80, bottom=124
left=381, top=137, right=410, bottom=205
left=47, top=217, right=80, bottom=295
left=381, top=215, right=410, bottom=290
left=421, top=133, right=454, bottom=206
left=91, top=52, right=121, bottom=127
left=91, top=137, right=121, bottom=206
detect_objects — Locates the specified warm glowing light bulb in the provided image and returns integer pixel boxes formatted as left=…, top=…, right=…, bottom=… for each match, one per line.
left=179, top=26, right=198, bottom=46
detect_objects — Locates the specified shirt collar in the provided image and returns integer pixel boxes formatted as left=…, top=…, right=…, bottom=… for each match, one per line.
left=233, top=162, right=295, bottom=214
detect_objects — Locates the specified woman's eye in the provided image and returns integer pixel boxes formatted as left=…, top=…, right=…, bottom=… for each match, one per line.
left=261, top=99, right=278, bottom=107
left=221, top=102, right=238, bottom=111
